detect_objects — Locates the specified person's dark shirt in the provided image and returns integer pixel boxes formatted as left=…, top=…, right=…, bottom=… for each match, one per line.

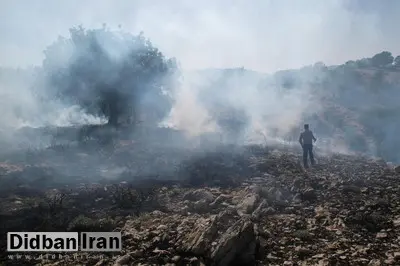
left=299, top=130, right=316, bottom=145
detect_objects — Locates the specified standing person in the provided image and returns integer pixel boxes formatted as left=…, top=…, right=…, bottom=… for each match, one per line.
left=299, top=124, right=317, bottom=168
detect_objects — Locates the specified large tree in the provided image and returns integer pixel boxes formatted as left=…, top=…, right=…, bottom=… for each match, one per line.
left=42, top=25, right=178, bottom=127
left=370, top=51, right=394, bottom=68
left=394, top=55, right=400, bottom=67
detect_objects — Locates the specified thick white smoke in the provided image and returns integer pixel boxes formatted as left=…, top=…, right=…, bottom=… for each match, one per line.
left=0, top=0, right=399, bottom=161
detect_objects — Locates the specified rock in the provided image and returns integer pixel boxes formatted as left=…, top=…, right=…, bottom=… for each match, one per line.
left=237, top=194, right=259, bottom=214
left=210, top=218, right=256, bottom=266
left=182, top=216, right=218, bottom=254
left=239, top=240, right=258, bottom=264
left=293, top=193, right=302, bottom=203
left=296, top=246, right=312, bottom=258
left=342, top=185, right=361, bottom=193
left=293, top=230, right=313, bottom=241
left=113, top=254, right=131, bottom=266
left=256, top=236, right=268, bottom=260
left=368, top=259, right=382, bottom=266
left=157, top=224, right=168, bottom=230
left=394, top=165, right=400, bottom=174
left=179, top=205, right=190, bottom=215
left=376, top=232, right=387, bottom=239
left=7, top=144, right=400, bottom=266
left=392, top=217, right=400, bottom=227
left=267, top=253, right=279, bottom=260
left=251, top=199, right=269, bottom=220
left=301, top=188, right=317, bottom=201
left=246, top=184, right=263, bottom=194
left=393, top=252, right=400, bottom=260
left=151, top=210, right=165, bottom=216
left=130, top=250, right=143, bottom=257
left=253, top=186, right=271, bottom=199
left=189, top=257, right=198, bottom=262
left=384, top=258, right=395, bottom=265
left=217, top=209, right=239, bottom=225
left=183, top=189, right=215, bottom=203
left=178, top=215, right=257, bottom=266
left=189, top=199, right=209, bottom=213
left=171, top=255, right=181, bottom=262
left=95, top=259, right=108, bottom=266
left=210, top=194, right=231, bottom=208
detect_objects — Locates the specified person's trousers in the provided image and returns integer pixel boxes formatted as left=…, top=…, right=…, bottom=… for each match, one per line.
left=302, top=144, right=315, bottom=167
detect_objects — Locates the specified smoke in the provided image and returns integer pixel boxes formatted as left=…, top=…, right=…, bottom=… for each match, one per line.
left=0, top=68, right=105, bottom=129
left=1, top=0, right=400, bottom=163
left=161, top=67, right=316, bottom=147
left=2, top=0, right=400, bottom=70
left=162, top=71, right=218, bottom=137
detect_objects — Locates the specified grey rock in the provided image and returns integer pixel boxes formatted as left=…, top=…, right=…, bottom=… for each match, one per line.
left=237, top=194, right=259, bottom=214
left=113, top=254, right=131, bottom=266
left=183, top=189, right=215, bottom=203
left=210, top=218, right=257, bottom=266
left=251, top=199, right=269, bottom=220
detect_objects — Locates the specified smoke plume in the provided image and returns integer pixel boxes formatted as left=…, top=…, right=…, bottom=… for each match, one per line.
left=1, top=0, right=400, bottom=163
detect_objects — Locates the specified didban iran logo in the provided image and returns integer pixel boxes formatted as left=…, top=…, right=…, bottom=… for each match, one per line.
left=7, top=232, right=122, bottom=252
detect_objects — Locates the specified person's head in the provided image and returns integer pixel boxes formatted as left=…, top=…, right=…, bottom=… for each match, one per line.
left=304, top=124, right=309, bottom=130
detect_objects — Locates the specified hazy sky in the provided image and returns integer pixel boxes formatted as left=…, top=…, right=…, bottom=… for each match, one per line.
left=1, top=0, right=399, bottom=72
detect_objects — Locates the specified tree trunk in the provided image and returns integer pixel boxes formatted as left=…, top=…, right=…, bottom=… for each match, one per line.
left=107, top=101, right=119, bottom=127
left=108, top=112, right=119, bottom=127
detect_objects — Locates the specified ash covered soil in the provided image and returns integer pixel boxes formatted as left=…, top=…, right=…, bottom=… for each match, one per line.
left=1, top=140, right=400, bottom=266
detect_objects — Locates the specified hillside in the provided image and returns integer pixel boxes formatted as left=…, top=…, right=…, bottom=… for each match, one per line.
left=195, top=51, right=400, bottom=163
left=1, top=20, right=400, bottom=265
left=1, top=50, right=400, bottom=162
left=0, top=52, right=400, bottom=265
left=1, top=143, right=400, bottom=265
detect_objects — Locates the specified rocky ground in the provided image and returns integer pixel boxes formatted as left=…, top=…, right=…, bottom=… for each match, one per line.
left=1, top=144, right=400, bottom=266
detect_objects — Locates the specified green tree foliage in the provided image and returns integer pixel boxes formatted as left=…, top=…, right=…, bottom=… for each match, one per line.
left=345, top=60, right=357, bottom=68
left=42, top=25, right=178, bottom=126
left=394, top=56, right=400, bottom=67
left=370, top=51, right=394, bottom=67
left=355, top=58, right=371, bottom=68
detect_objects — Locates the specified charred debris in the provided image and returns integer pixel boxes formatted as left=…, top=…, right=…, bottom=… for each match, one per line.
left=1, top=123, right=400, bottom=266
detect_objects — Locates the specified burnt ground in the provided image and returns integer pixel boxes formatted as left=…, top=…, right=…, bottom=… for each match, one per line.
left=0, top=140, right=400, bottom=266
